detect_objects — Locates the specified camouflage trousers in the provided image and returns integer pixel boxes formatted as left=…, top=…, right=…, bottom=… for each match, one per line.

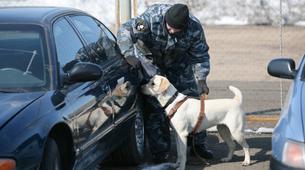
left=143, top=64, right=208, bottom=155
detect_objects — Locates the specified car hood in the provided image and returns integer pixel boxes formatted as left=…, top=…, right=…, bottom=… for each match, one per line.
left=0, top=92, right=44, bottom=129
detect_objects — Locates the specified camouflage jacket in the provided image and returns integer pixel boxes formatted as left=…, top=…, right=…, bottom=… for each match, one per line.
left=117, top=4, right=210, bottom=80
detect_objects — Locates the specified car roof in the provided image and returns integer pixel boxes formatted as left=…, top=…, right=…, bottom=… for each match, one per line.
left=0, top=7, right=87, bottom=24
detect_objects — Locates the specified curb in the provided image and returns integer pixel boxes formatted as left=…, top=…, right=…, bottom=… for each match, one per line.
left=207, top=126, right=274, bottom=134
left=246, top=115, right=279, bottom=122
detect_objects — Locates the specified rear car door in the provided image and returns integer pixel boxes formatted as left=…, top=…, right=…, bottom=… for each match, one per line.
left=68, top=15, right=139, bottom=126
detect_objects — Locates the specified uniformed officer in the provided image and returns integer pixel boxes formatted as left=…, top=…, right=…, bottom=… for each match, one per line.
left=117, top=3, right=213, bottom=163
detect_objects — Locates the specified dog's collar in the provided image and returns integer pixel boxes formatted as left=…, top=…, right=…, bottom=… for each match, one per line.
left=167, top=96, right=188, bottom=120
left=162, top=90, right=179, bottom=110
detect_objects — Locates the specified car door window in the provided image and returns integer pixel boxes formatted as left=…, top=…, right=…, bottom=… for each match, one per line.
left=53, top=17, right=114, bottom=149
left=69, top=15, right=121, bottom=65
left=69, top=15, right=137, bottom=122
left=53, top=18, right=87, bottom=72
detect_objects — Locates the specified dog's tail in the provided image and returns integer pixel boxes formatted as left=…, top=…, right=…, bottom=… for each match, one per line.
left=228, top=86, right=242, bottom=105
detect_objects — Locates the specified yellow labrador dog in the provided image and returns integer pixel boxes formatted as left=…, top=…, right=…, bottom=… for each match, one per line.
left=142, top=75, right=250, bottom=170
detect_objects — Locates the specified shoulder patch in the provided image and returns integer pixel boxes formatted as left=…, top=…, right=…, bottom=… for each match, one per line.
left=135, top=18, right=148, bottom=32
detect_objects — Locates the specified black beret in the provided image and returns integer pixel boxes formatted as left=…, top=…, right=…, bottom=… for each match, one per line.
left=165, top=4, right=189, bottom=29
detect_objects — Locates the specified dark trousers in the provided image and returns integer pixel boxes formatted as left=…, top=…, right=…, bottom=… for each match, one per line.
left=143, top=95, right=171, bottom=155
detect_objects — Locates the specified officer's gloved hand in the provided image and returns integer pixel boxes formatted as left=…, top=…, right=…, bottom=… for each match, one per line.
left=198, top=79, right=209, bottom=95
left=125, top=55, right=140, bottom=68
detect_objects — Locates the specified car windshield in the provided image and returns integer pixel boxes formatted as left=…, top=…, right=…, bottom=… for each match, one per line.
left=0, top=25, right=49, bottom=92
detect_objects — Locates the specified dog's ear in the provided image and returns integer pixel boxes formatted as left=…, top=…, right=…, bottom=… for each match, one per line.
left=158, top=77, right=170, bottom=93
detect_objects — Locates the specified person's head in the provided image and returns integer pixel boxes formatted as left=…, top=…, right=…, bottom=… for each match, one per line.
left=165, top=4, right=189, bottom=35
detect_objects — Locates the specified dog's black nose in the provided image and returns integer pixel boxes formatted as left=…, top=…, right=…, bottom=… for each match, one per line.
left=125, top=82, right=131, bottom=90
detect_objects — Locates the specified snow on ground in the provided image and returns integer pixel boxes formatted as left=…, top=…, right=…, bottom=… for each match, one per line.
left=1, top=0, right=305, bottom=27
left=214, top=16, right=247, bottom=26
left=0, top=0, right=115, bottom=29
left=295, top=21, right=305, bottom=26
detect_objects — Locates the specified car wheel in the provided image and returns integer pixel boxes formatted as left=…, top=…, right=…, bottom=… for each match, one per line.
left=40, top=138, right=61, bottom=170
left=129, top=111, right=146, bottom=163
left=111, top=111, right=145, bottom=165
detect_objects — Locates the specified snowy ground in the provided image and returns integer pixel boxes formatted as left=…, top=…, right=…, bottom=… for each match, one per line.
left=1, top=0, right=305, bottom=30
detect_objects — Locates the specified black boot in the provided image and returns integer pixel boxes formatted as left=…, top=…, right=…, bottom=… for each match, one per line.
left=190, top=144, right=214, bottom=160
left=189, top=131, right=214, bottom=160
left=152, top=152, right=170, bottom=163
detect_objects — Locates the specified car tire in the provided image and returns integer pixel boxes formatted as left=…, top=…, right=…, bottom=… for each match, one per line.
left=127, top=111, right=146, bottom=164
left=40, top=138, right=62, bottom=170
left=111, top=111, right=146, bottom=165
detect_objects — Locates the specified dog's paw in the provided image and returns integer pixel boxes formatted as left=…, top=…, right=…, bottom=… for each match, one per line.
left=242, top=160, right=250, bottom=166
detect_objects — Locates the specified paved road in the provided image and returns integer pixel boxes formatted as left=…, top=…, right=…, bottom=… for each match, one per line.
left=198, top=133, right=271, bottom=170
left=208, top=80, right=290, bottom=114
left=102, top=132, right=272, bottom=170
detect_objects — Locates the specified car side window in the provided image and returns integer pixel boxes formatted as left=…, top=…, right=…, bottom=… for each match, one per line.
left=53, top=18, right=87, bottom=72
left=69, top=15, right=121, bottom=65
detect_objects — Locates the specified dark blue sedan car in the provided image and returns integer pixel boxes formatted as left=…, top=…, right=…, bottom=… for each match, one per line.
left=0, top=7, right=145, bottom=170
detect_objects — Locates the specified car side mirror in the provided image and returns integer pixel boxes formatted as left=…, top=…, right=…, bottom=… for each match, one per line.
left=267, top=58, right=296, bottom=79
left=64, top=62, right=103, bottom=85
left=52, top=62, right=103, bottom=107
